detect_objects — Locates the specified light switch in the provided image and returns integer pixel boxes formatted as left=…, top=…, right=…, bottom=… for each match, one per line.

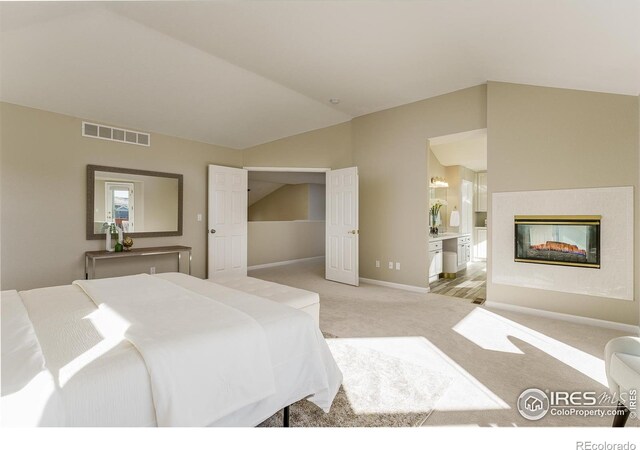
left=197, top=213, right=203, bottom=222
left=388, top=262, right=394, bottom=269
left=375, top=260, right=380, bottom=268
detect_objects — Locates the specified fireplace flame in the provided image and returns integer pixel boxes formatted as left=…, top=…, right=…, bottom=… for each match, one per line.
left=529, top=241, right=587, bottom=257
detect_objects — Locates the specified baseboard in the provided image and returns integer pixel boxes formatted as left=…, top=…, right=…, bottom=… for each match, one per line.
left=483, top=301, right=640, bottom=335
left=359, top=277, right=430, bottom=294
left=248, top=255, right=324, bottom=271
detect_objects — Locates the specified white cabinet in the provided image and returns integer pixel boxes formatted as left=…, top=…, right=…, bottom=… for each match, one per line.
left=429, top=241, right=443, bottom=283
left=476, top=172, right=487, bottom=212
left=456, top=235, right=471, bottom=270
left=474, top=228, right=487, bottom=260
left=443, top=235, right=471, bottom=273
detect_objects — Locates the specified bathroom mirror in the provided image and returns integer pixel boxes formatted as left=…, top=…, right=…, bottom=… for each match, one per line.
left=86, top=165, right=183, bottom=239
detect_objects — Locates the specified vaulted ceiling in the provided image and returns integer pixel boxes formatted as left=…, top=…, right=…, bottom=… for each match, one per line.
left=1, top=1, right=638, bottom=149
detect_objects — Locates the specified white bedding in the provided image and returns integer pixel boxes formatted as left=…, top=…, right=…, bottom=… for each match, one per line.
left=0, top=290, right=64, bottom=426
left=73, top=274, right=276, bottom=427
left=1, top=273, right=341, bottom=427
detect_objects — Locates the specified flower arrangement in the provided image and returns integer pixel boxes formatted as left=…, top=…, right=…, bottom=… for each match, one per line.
left=429, top=198, right=447, bottom=218
left=429, top=199, right=447, bottom=235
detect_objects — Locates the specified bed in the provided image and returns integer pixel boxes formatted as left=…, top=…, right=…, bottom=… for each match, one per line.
left=0, top=272, right=342, bottom=427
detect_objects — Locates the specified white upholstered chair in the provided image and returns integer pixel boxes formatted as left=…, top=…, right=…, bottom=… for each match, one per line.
left=605, top=336, right=640, bottom=427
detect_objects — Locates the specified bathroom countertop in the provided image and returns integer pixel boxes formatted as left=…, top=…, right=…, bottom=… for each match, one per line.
left=429, top=232, right=471, bottom=242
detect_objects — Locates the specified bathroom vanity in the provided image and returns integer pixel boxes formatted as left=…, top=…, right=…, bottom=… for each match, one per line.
left=428, top=233, right=471, bottom=283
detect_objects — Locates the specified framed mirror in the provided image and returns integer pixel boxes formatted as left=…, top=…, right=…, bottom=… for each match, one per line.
left=87, top=165, right=183, bottom=239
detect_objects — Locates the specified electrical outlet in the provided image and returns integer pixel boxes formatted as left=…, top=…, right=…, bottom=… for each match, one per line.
left=395, top=262, right=401, bottom=270
left=388, top=262, right=394, bottom=269
left=150, top=267, right=156, bottom=275
left=375, top=260, right=380, bottom=268
left=197, top=213, right=203, bottom=222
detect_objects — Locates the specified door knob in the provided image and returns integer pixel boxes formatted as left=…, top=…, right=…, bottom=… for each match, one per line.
left=210, top=229, right=216, bottom=234
left=348, top=229, right=359, bottom=235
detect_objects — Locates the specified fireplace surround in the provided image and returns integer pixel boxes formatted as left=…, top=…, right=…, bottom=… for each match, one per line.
left=514, top=215, right=601, bottom=269
left=492, top=187, right=632, bottom=301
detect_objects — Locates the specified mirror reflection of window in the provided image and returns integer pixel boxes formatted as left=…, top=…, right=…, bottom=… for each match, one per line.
left=105, top=182, right=134, bottom=232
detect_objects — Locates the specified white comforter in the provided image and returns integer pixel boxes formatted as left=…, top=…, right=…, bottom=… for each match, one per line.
left=1, top=273, right=342, bottom=427
left=73, top=274, right=276, bottom=427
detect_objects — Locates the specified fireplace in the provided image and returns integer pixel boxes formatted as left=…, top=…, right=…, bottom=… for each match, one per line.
left=514, top=215, right=601, bottom=269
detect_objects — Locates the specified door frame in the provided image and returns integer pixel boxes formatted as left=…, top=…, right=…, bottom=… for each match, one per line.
left=243, top=166, right=338, bottom=279
left=243, top=167, right=331, bottom=173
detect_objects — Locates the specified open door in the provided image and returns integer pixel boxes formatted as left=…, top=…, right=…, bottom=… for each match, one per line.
left=325, top=167, right=359, bottom=286
left=208, top=165, right=248, bottom=279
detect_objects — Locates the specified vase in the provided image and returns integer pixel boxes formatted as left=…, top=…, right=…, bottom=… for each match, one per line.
left=430, top=212, right=439, bottom=236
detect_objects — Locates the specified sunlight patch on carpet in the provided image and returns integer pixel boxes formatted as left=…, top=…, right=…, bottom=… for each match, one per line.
left=327, top=338, right=451, bottom=415
left=453, top=308, right=607, bottom=386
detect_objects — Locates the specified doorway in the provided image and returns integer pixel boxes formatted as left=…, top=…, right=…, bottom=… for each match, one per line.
left=427, top=129, right=487, bottom=303
left=247, top=170, right=327, bottom=271
left=207, top=165, right=360, bottom=286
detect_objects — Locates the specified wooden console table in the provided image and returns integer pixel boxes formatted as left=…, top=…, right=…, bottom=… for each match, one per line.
left=85, top=245, right=192, bottom=279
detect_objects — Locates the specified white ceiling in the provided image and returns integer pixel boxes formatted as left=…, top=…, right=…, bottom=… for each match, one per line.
left=430, top=130, right=487, bottom=172
left=1, top=1, right=638, bottom=149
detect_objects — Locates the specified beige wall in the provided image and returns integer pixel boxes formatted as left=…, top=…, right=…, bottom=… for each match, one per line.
left=249, top=183, right=309, bottom=221
left=308, top=183, right=325, bottom=220
left=248, top=183, right=326, bottom=265
left=428, top=147, right=447, bottom=180
left=243, top=121, right=353, bottom=169
left=0, top=102, right=242, bottom=290
left=353, top=85, right=488, bottom=287
left=486, top=82, right=639, bottom=325
left=248, top=221, right=325, bottom=267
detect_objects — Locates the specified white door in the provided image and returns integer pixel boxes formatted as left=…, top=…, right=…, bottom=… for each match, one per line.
left=476, top=172, right=487, bottom=212
left=208, top=165, right=248, bottom=279
left=326, top=167, right=359, bottom=286
left=461, top=180, right=473, bottom=234
left=476, top=228, right=488, bottom=260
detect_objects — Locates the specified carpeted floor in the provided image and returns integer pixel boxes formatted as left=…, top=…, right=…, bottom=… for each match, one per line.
left=253, top=258, right=638, bottom=427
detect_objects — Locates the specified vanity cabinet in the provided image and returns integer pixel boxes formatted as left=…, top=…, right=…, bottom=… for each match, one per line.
left=428, top=241, right=443, bottom=283
left=456, top=236, right=471, bottom=269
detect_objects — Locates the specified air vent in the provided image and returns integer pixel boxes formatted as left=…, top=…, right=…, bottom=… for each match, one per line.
left=82, top=121, right=150, bottom=147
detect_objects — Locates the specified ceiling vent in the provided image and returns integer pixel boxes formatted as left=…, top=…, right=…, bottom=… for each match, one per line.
left=82, top=121, right=150, bottom=147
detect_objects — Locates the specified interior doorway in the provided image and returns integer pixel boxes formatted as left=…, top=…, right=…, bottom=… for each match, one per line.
left=247, top=169, right=327, bottom=271
left=207, top=165, right=360, bottom=286
left=426, top=129, right=487, bottom=304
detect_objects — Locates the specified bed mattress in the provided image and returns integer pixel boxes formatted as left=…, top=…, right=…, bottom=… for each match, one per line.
left=1, top=273, right=341, bottom=427
left=213, top=276, right=320, bottom=325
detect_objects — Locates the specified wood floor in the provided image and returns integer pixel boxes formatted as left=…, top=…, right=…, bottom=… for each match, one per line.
left=429, top=261, right=486, bottom=304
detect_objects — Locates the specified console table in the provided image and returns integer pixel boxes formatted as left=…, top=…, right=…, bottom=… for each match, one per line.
left=84, top=245, right=192, bottom=279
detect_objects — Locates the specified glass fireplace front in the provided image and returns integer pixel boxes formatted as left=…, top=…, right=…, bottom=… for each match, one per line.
left=514, top=215, right=601, bottom=269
